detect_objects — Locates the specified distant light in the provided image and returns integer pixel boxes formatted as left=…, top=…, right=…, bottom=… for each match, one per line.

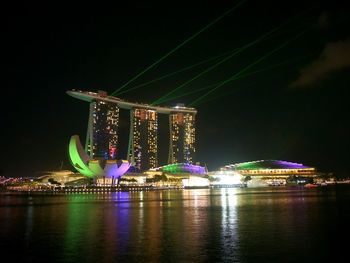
left=182, top=176, right=209, bottom=187
left=174, top=103, right=185, bottom=109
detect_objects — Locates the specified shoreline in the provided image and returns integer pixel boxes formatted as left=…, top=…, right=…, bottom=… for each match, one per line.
left=2, top=183, right=349, bottom=195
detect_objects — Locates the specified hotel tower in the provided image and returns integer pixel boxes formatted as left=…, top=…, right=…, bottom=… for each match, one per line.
left=128, top=108, right=158, bottom=171
left=168, top=112, right=196, bottom=164
left=67, top=90, right=197, bottom=171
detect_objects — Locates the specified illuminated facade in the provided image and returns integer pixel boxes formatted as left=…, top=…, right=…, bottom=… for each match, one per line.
left=68, top=135, right=131, bottom=180
left=128, top=108, right=158, bottom=171
left=86, top=99, right=119, bottom=159
left=223, top=160, right=316, bottom=177
left=220, top=160, right=317, bottom=187
left=67, top=90, right=197, bottom=172
left=150, top=163, right=206, bottom=174
left=168, top=112, right=196, bottom=164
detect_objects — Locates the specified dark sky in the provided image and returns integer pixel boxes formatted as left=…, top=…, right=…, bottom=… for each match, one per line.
left=2, top=1, right=350, bottom=177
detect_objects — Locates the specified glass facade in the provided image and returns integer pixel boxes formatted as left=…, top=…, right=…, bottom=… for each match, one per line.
left=128, top=108, right=158, bottom=171
left=169, top=112, right=196, bottom=164
left=89, top=100, right=119, bottom=159
left=73, top=90, right=197, bottom=172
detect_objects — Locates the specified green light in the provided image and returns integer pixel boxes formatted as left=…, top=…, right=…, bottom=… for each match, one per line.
left=163, top=164, right=180, bottom=173
left=110, top=0, right=247, bottom=96
left=234, top=161, right=262, bottom=170
left=189, top=28, right=309, bottom=107
left=68, top=135, right=95, bottom=177
left=155, top=82, right=222, bottom=104
left=65, top=196, right=86, bottom=254
left=194, top=82, right=256, bottom=105
left=152, top=15, right=300, bottom=106
left=152, top=45, right=248, bottom=105
left=115, top=47, right=241, bottom=96
left=156, top=53, right=311, bottom=104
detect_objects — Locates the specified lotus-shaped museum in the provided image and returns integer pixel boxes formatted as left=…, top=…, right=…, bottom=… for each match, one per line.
left=68, top=135, right=131, bottom=179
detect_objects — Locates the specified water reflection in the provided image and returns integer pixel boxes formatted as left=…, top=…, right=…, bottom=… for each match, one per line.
left=220, top=188, right=239, bottom=262
left=24, top=197, right=33, bottom=242
left=1, top=186, right=349, bottom=262
left=59, top=188, right=340, bottom=262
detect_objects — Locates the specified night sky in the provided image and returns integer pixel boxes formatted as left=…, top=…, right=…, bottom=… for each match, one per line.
left=2, top=1, right=350, bottom=178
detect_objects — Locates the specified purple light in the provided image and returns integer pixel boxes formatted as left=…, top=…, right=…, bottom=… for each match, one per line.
left=104, top=161, right=131, bottom=178
left=156, top=163, right=206, bottom=174
left=273, top=160, right=310, bottom=169
left=225, top=160, right=312, bottom=170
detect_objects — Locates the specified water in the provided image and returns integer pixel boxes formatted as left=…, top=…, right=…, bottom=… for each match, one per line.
left=1, top=186, right=349, bottom=262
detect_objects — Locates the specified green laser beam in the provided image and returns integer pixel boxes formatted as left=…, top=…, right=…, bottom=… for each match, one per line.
left=151, top=44, right=248, bottom=105
left=158, top=54, right=309, bottom=104
left=164, top=82, right=221, bottom=101
left=152, top=14, right=302, bottom=105
left=115, top=47, right=242, bottom=96
left=116, top=30, right=281, bottom=97
left=200, top=82, right=257, bottom=105
left=110, top=0, right=247, bottom=96
left=189, top=28, right=309, bottom=107
left=190, top=29, right=309, bottom=106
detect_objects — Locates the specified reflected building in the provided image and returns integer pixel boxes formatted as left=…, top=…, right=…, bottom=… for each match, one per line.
left=168, top=111, right=196, bottom=164
left=128, top=108, right=158, bottom=171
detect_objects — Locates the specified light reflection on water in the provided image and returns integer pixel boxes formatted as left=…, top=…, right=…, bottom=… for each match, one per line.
left=0, top=187, right=349, bottom=262
left=220, top=188, right=239, bottom=262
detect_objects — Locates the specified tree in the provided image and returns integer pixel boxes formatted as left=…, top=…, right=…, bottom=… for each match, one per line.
left=48, top=178, right=61, bottom=185
left=243, top=176, right=252, bottom=182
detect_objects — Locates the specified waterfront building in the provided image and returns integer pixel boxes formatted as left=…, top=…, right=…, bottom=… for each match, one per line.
left=68, top=135, right=131, bottom=181
left=86, top=93, right=119, bottom=159
left=222, top=160, right=317, bottom=186
left=38, top=170, right=86, bottom=186
left=223, top=160, right=316, bottom=176
left=168, top=111, right=196, bottom=164
left=128, top=108, right=158, bottom=171
left=146, top=163, right=208, bottom=188
left=207, top=170, right=244, bottom=187
left=67, top=90, right=197, bottom=171
left=148, top=163, right=206, bottom=174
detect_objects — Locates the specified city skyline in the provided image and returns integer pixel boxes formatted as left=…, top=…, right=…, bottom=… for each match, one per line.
left=67, top=90, right=197, bottom=172
left=2, top=1, right=350, bottom=177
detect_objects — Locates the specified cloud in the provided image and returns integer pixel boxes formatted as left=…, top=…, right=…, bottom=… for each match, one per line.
left=290, top=38, right=350, bottom=88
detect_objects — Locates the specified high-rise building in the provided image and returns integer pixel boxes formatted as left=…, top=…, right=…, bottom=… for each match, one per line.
left=168, top=112, right=196, bottom=164
left=67, top=90, right=197, bottom=171
left=128, top=108, right=158, bottom=171
left=86, top=100, right=119, bottom=159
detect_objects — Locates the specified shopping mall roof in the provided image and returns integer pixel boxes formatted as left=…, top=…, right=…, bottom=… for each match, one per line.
left=224, top=160, right=312, bottom=170
left=150, top=163, right=207, bottom=174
